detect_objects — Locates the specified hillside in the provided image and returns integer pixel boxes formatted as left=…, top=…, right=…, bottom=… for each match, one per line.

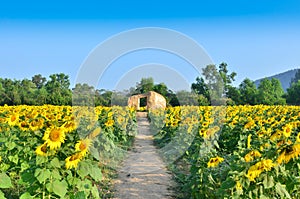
left=254, top=68, right=299, bottom=91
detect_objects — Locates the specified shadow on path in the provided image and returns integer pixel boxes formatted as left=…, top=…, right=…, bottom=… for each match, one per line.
left=113, top=114, right=175, bottom=199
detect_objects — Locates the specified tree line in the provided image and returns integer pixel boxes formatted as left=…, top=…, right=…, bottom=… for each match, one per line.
left=0, top=73, right=112, bottom=106
left=190, top=63, right=300, bottom=105
left=0, top=64, right=300, bottom=106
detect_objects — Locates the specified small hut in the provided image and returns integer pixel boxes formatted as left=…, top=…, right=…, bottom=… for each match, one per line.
left=127, top=91, right=166, bottom=110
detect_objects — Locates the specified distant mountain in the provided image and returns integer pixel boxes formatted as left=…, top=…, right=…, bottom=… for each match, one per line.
left=254, top=69, right=299, bottom=92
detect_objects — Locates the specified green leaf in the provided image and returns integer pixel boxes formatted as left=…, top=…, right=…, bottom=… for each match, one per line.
left=76, top=179, right=92, bottom=196
left=275, top=183, right=291, bottom=199
left=0, top=173, right=13, bottom=188
left=263, top=175, right=274, bottom=189
left=74, top=191, right=85, bottom=199
left=5, top=141, right=16, bottom=150
left=36, top=155, right=48, bottom=165
left=46, top=182, right=53, bottom=193
left=50, top=158, right=61, bottom=168
left=220, top=178, right=235, bottom=189
left=52, top=180, right=68, bottom=198
left=90, top=166, right=102, bottom=182
left=20, top=192, right=34, bottom=199
left=21, top=171, right=35, bottom=184
left=91, top=185, right=100, bottom=199
left=51, top=169, right=62, bottom=180
left=259, top=195, right=269, bottom=199
left=21, top=162, right=30, bottom=172
left=8, top=155, right=18, bottom=164
left=0, top=190, right=7, bottom=199
left=0, top=163, right=10, bottom=172
left=34, top=168, right=51, bottom=183
left=77, top=161, right=91, bottom=178
left=89, top=146, right=100, bottom=160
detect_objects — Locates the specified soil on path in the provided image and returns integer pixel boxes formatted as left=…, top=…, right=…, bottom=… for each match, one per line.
left=113, top=113, right=175, bottom=199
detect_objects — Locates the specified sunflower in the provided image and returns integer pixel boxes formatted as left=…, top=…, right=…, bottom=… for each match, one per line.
left=202, top=121, right=209, bottom=128
left=65, top=153, right=83, bottom=169
left=245, top=159, right=275, bottom=182
left=297, top=133, right=300, bottom=143
left=89, top=127, right=101, bottom=139
left=35, top=143, right=48, bottom=156
left=282, top=124, right=293, bottom=138
left=18, top=120, right=29, bottom=131
left=236, top=181, right=243, bottom=191
left=207, top=156, right=224, bottom=168
left=61, top=121, right=77, bottom=133
left=43, top=127, right=65, bottom=150
left=270, top=130, right=282, bottom=142
left=29, top=118, right=44, bottom=131
left=244, top=120, right=255, bottom=130
left=277, top=144, right=300, bottom=164
left=75, top=138, right=92, bottom=156
left=7, top=114, right=19, bottom=126
left=247, top=134, right=252, bottom=149
left=244, top=150, right=261, bottom=162
left=105, top=119, right=114, bottom=127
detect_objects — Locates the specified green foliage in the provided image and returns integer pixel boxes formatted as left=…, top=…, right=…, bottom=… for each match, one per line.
left=191, top=77, right=210, bottom=101
left=0, top=173, right=13, bottom=189
left=72, top=83, right=95, bottom=106
left=176, top=90, right=199, bottom=106
left=286, top=80, right=300, bottom=105
left=257, top=78, right=286, bottom=105
left=0, top=105, right=137, bottom=198
left=239, top=78, right=258, bottom=105
left=1, top=65, right=298, bottom=107
left=151, top=105, right=300, bottom=198
left=290, top=69, right=300, bottom=85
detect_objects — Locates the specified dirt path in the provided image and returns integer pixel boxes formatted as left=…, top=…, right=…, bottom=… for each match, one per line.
left=113, top=114, right=175, bottom=199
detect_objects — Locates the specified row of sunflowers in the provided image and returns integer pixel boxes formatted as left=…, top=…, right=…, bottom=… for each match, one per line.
left=149, top=105, right=300, bottom=199
left=0, top=105, right=137, bottom=198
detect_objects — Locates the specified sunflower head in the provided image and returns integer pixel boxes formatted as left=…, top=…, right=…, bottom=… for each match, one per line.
left=207, top=156, right=224, bottom=168
left=35, top=143, right=48, bottom=156
left=65, top=153, right=83, bottom=169
left=283, top=124, right=293, bottom=138
left=43, top=127, right=65, bottom=150
left=105, top=119, right=114, bottom=127
left=75, top=138, right=92, bottom=156
left=7, top=114, right=19, bottom=126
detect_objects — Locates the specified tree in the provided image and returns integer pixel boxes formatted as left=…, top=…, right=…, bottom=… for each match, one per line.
left=239, top=78, right=258, bottom=105
left=72, top=83, right=95, bottom=106
left=0, top=78, right=22, bottom=105
left=20, top=79, right=36, bottom=105
left=111, top=91, right=128, bottom=106
left=33, top=87, right=48, bottom=105
left=191, top=77, right=210, bottom=101
left=226, top=86, right=241, bottom=105
left=153, top=83, right=178, bottom=106
left=290, top=69, right=300, bottom=86
left=95, top=89, right=112, bottom=106
left=286, top=80, right=300, bottom=105
left=202, top=64, right=224, bottom=105
left=45, top=73, right=72, bottom=105
left=153, top=83, right=168, bottom=97
left=0, top=79, right=13, bottom=105
left=175, top=90, right=199, bottom=105
left=32, top=74, right=47, bottom=89
left=218, top=62, right=237, bottom=95
left=135, top=77, right=154, bottom=94
left=257, top=78, right=286, bottom=105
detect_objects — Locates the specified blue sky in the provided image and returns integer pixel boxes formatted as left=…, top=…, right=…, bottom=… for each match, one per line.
left=1, top=0, right=300, bottom=91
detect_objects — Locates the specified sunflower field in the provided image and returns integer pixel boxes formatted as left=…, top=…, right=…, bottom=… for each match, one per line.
left=150, top=105, right=300, bottom=199
left=0, top=105, right=137, bottom=198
